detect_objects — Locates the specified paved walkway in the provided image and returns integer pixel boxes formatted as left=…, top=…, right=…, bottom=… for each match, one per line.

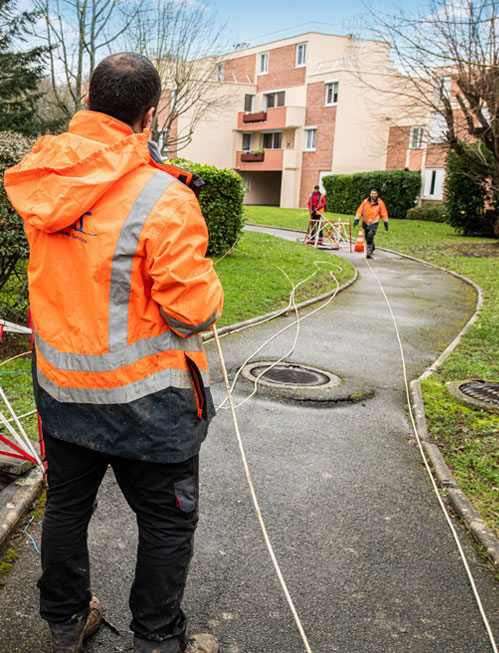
left=1, top=228, right=498, bottom=652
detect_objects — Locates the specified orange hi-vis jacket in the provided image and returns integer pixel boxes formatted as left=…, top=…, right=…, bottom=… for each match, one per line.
left=355, top=197, right=389, bottom=225
left=4, top=111, right=224, bottom=462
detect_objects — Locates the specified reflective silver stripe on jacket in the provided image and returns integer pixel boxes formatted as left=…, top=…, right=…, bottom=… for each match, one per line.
left=36, top=366, right=210, bottom=405
left=36, top=169, right=209, bottom=402
left=35, top=329, right=204, bottom=373
left=160, top=307, right=219, bottom=337
left=109, top=171, right=176, bottom=351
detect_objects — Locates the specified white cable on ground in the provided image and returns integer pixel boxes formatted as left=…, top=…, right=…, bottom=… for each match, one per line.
left=216, top=258, right=342, bottom=411
left=212, top=324, right=313, bottom=653
left=365, top=257, right=498, bottom=653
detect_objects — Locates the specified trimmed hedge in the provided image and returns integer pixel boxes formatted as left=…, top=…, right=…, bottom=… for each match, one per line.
left=443, top=149, right=497, bottom=237
left=406, top=204, right=446, bottom=222
left=322, top=169, right=421, bottom=218
left=168, top=158, right=245, bottom=255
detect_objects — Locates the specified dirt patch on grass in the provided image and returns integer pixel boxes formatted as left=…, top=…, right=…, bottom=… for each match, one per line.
left=447, top=241, right=499, bottom=258
left=0, top=333, right=31, bottom=360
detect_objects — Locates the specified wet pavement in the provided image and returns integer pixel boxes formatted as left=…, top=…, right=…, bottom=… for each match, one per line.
left=0, top=228, right=498, bottom=652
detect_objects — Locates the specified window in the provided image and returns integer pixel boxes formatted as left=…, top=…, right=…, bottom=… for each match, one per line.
left=296, top=42, right=307, bottom=67
left=410, top=126, right=425, bottom=149
left=244, top=94, right=255, bottom=112
left=216, top=62, right=224, bottom=82
left=242, top=133, right=252, bottom=151
left=258, top=52, right=269, bottom=75
left=264, top=91, right=285, bottom=110
left=423, top=168, right=445, bottom=200
left=262, top=132, right=282, bottom=149
left=324, top=81, right=339, bottom=106
left=304, top=128, right=317, bottom=151
left=429, top=112, right=447, bottom=143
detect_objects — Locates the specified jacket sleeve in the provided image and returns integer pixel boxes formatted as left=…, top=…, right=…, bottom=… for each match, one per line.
left=355, top=200, right=365, bottom=219
left=307, top=195, right=312, bottom=210
left=319, top=194, right=326, bottom=209
left=379, top=199, right=389, bottom=221
left=149, top=196, right=224, bottom=338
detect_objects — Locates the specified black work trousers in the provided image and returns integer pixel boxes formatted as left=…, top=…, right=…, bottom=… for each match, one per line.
left=363, top=220, right=379, bottom=255
left=39, top=432, right=199, bottom=653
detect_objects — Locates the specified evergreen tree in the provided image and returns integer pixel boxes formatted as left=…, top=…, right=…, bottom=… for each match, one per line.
left=0, top=0, right=54, bottom=135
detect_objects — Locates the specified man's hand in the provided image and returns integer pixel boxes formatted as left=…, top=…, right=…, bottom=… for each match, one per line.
left=354, top=218, right=359, bottom=227
left=384, top=222, right=388, bottom=232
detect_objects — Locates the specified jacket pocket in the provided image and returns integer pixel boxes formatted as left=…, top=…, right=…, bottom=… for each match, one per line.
left=185, top=354, right=206, bottom=420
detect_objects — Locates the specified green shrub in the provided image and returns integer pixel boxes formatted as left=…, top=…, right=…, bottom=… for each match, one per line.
left=168, top=158, right=245, bottom=255
left=443, top=149, right=497, bottom=237
left=0, top=131, right=32, bottom=324
left=322, top=169, right=421, bottom=218
left=406, top=204, right=446, bottom=222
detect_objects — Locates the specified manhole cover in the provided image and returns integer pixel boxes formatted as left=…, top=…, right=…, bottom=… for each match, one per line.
left=242, top=361, right=341, bottom=389
left=459, top=380, right=499, bottom=405
left=447, top=379, right=499, bottom=414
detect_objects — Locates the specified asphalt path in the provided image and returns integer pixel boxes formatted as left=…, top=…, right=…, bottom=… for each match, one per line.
left=1, top=227, right=498, bottom=652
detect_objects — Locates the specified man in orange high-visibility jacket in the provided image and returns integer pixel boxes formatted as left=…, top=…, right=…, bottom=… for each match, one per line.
left=354, top=188, right=389, bottom=258
left=308, top=184, right=326, bottom=240
left=5, top=53, right=222, bottom=653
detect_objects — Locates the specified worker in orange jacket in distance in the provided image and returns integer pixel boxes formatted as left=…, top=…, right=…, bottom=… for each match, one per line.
left=354, top=188, right=389, bottom=258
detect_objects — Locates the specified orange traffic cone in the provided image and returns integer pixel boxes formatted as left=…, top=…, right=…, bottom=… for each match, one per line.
left=354, top=227, right=365, bottom=252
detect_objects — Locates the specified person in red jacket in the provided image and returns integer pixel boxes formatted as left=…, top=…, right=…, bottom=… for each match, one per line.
left=354, top=189, right=389, bottom=258
left=307, top=184, right=326, bottom=240
left=5, top=53, right=221, bottom=653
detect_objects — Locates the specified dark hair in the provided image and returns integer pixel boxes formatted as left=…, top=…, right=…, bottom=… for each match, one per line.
left=314, top=185, right=320, bottom=190
left=88, top=53, right=161, bottom=125
left=370, top=188, right=378, bottom=193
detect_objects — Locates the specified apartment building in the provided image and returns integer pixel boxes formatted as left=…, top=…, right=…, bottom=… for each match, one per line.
left=174, top=32, right=443, bottom=208
left=385, top=76, right=453, bottom=203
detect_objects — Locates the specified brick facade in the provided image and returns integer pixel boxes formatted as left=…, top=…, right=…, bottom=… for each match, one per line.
left=224, top=54, right=256, bottom=84
left=386, top=126, right=410, bottom=169
left=426, top=144, right=448, bottom=167
left=299, top=82, right=337, bottom=207
left=256, top=44, right=306, bottom=92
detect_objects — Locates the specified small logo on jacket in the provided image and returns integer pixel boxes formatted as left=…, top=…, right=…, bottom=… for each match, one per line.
left=57, top=212, right=97, bottom=243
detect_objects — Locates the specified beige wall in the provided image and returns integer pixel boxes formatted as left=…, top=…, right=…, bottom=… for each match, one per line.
left=177, top=82, right=254, bottom=168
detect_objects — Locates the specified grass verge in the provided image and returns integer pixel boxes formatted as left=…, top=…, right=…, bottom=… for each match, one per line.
left=244, top=206, right=499, bottom=539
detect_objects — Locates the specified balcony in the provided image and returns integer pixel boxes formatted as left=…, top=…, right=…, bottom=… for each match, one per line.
left=237, top=106, right=305, bottom=131
left=236, top=149, right=283, bottom=171
left=241, top=151, right=264, bottom=162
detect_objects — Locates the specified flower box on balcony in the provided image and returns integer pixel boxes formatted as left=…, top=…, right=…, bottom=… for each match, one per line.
left=243, top=111, right=267, bottom=123
left=241, top=151, right=265, bottom=162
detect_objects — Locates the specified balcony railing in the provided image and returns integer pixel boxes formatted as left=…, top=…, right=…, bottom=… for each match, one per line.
left=241, top=151, right=265, bottom=162
left=242, top=111, right=267, bottom=123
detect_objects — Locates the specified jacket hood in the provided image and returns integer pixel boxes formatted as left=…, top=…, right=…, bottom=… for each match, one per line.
left=4, top=111, right=152, bottom=233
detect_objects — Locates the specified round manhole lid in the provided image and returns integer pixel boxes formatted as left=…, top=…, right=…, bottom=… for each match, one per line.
left=459, top=380, right=499, bottom=405
left=242, top=361, right=341, bottom=389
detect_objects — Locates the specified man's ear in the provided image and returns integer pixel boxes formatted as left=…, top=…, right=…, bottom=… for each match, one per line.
left=142, top=107, right=156, bottom=131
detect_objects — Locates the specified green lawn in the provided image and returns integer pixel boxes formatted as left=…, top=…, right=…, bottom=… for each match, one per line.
left=213, top=230, right=354, bottom=327
left=244, top=206, right=499, bottom=540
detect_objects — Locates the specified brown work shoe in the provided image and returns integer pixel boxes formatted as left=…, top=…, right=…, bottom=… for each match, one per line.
left=50, top=596, right=103, bottom=652
left=185, top=634, right=219, bottom=652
